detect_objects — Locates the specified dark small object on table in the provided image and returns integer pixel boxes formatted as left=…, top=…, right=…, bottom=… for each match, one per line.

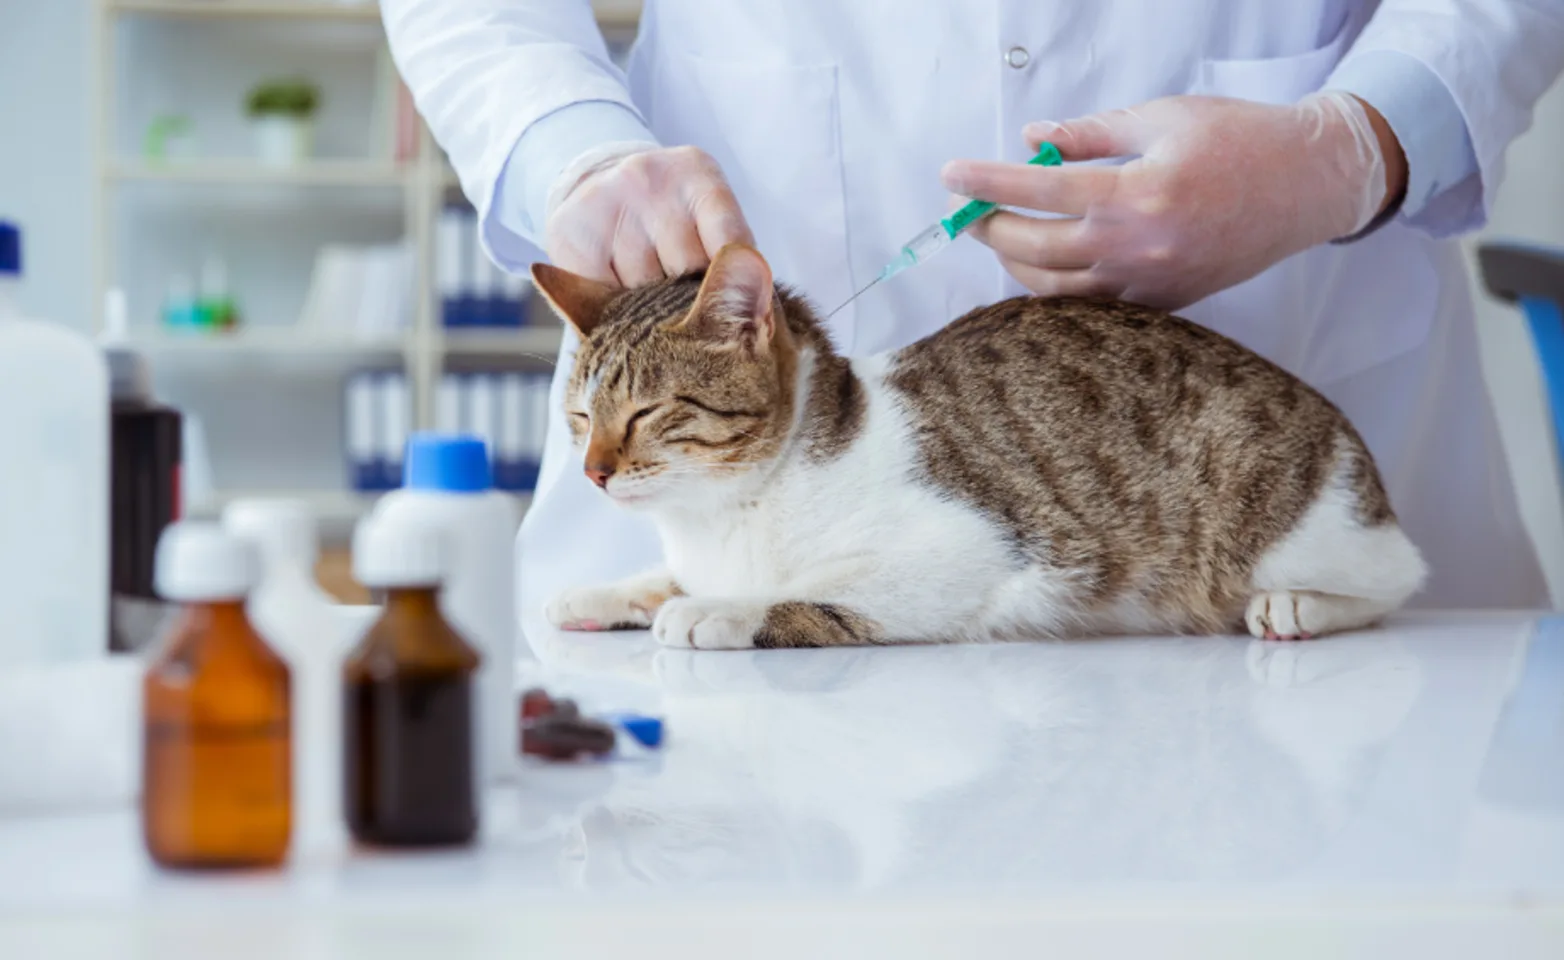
left=522, top=716, right=617, bottom=760
left=520, top=687, right=554, bottom=720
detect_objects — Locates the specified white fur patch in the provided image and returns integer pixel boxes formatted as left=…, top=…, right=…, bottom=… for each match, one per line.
left=646, top=350, right=1077, bottom=643
left=1250, top=450, right=1426, bottom=604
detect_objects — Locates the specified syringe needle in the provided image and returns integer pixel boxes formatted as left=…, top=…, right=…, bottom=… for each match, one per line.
left=822, top=142, right=1061, bottom=321
left=825, top=274, right=883, bottom=320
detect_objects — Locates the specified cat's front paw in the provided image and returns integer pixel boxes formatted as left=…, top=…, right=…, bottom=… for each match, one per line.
left=652, top=597, right=767, bottom=650
left=546, top=584, right=662, bottom=632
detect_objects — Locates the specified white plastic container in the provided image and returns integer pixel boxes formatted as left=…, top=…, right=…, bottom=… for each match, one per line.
left=0, top=221, right=109, bottom=665
left=223, top=498, right=355, bottom=858
left=0, top=655, right=141, bottom=814
left=371, top=434, right=519, bottom=784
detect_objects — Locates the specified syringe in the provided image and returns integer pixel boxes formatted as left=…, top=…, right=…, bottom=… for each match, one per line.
left=827, top=142, right=1063, bottom=318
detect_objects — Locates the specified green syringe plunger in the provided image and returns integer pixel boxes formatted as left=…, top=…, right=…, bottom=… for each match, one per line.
left=940, top=141, right=1063, bottom=238
left=880, top=142, right=1063, bottom=283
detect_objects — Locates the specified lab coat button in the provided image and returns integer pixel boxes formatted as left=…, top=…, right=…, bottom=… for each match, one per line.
left=1005, top=46, right=1030, bottom=69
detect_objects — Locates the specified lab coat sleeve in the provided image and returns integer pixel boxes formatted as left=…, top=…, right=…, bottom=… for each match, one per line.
left=489, top=102, right=657, bottom=267
left=380, top=0, right=655, bottom=263
left=1324, top=0, right=1564, bottom=237
left=1327, top=51, right=1478, bottom=226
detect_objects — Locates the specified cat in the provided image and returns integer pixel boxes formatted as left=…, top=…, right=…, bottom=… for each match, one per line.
left=530, top=243, right=1426, bottom=650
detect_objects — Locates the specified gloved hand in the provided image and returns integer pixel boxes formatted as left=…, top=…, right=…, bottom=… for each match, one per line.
left=544, top=143, right=754, bottom=288
left=941, top=92, right=1402, bottom=310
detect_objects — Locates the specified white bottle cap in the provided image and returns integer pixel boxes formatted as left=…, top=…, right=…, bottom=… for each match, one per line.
left=223, top=498, right=317, bottom=576
left=155, top=522, right=256, bottom=602
left=352, top=515, right=443, bottom=588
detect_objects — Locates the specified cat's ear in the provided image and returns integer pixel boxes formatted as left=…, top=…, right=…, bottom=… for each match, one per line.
left=531, top=263, right=617, bottom=339
left=685, top=243, right=776, bottom=352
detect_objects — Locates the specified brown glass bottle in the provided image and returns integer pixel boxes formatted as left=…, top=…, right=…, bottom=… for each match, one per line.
left=343, top=586, right=481, bottom=847
left=142, top=599, right=292, bottom=869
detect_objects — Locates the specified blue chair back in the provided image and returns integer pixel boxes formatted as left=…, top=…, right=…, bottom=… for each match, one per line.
left=1478, top=242, right=1564, bottom=471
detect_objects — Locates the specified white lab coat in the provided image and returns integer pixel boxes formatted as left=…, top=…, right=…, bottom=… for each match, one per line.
left=384, top=0, right=1560, bottom=641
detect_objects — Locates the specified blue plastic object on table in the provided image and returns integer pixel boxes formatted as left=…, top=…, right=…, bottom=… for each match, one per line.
left=606, top=713, right=665, bottom=749
left=1478, top=242, right=1564, bottom=472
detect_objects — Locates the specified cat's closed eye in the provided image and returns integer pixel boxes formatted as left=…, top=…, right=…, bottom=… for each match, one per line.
left=672, top=395, right=766, bottom=420
left=623, top=404, right=663, bottom=442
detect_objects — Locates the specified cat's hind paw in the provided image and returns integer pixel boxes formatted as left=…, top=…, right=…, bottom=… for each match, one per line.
left=546, top=583, right=664, bottom=632
left=1245, top=590, right=1395, bottom=640
left=1246, top=591, right=1314, bottom=641
left=652, top=597, right=767, bottom=650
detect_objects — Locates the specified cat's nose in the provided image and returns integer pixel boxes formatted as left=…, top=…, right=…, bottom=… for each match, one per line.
left=584, top=462, right=615, bottom=489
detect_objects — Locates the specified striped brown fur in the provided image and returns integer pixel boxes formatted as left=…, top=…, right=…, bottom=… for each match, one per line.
left=886, top=296, right=1395, bottom=632
left=754, top=602, right=884, bottom=648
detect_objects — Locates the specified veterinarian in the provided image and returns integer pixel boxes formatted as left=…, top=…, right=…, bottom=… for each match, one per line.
left=382, top=1, right=1563, bottom=633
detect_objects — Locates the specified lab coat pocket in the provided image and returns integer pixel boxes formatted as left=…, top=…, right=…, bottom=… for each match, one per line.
left=648, top=53, right=853, bottom=324
left=1189, top=15, right=1353, bottom=104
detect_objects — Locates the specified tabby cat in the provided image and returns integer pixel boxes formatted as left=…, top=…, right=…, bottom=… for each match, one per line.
left=531, top=244, right=1425, bottom=650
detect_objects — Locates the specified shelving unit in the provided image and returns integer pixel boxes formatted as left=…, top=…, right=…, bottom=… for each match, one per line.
left=92, top=0, right=631, bottom=522
left=110, top=0, right=385, bottom=20
left=131, top=328, right=411, bottom=355
left=187, top=487, right=381, bottom=522
left=181, top=485, right=534, bottom=522
left=437, top=327, right=567, bottom=359
left=107, top=158, right=410, bottom=187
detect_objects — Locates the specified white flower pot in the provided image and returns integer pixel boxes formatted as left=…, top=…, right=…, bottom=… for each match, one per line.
left=250, top=115, right=314, bottom=167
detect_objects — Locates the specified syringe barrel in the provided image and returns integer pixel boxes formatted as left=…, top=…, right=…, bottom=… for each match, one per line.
left=904, top=223, right=950, bottom=262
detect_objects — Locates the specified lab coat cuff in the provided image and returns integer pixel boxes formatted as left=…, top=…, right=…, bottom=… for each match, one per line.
left=1325, top=50, right=1482, bottom=238
left=485, top=101, right=658, bottom=270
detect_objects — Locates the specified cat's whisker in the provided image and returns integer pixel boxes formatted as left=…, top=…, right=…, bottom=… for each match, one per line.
left=502, top=351, right=558, bottom=368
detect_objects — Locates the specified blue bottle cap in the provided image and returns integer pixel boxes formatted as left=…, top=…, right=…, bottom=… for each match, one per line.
left=403, top=433, right=492, bottom=492
left=0, top=221, right=20, bottom=276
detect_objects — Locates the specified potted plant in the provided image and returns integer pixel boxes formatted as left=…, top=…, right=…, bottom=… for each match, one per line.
left=245, top=78, right=320, bottom=166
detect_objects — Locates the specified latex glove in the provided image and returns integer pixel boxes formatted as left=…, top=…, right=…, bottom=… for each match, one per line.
left=544, top=143, right=754, bottom=287
left=941, top=92, right=1397, bottom=310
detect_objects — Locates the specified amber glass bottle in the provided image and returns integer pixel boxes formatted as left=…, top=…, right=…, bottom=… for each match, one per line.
left=344, top=517, right=481, bottom=847
left=142, top=523, right=291, bottom=869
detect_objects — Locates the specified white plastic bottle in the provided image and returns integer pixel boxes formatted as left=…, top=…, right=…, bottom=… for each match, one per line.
left=371, top=434, right=519, bottom=784
left=223, top=498, right=352, bottom=858
left=0, top=221, right=109, bottom=664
